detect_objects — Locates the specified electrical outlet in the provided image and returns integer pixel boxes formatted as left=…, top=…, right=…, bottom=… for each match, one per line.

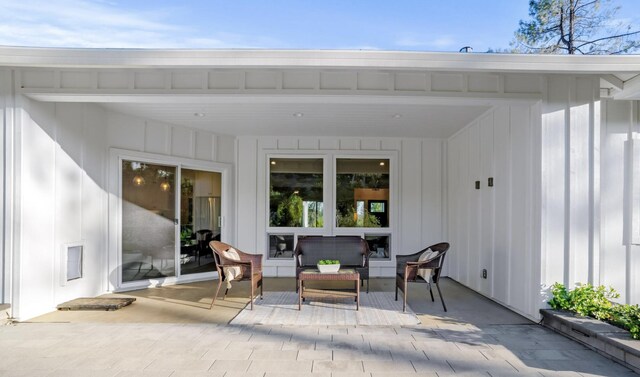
left=482, top=269, right=487, bottom=279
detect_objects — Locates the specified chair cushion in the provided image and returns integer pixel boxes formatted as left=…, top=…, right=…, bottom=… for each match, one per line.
left=417, top=250, right=436, bottom=281
left=222, top=247, right=242, bottom=288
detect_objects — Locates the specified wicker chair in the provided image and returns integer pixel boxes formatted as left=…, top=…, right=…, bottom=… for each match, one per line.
left=209, top=241, right=263, bottom=310
left=395, top=242, right=450, bottom=312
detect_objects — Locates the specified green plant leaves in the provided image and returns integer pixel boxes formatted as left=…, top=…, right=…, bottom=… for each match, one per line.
left=548, top=282, right=638, bottom=339
left=318, top=259, right=339, bottom=265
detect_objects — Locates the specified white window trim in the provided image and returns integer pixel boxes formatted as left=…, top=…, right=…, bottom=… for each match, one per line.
left=108, top=148, right=231, bottom=292
left=262, top=149, right=398, bottom=266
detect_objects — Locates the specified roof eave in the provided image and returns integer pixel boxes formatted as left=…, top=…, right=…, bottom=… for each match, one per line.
left=1, top=46, right=640, bottom=74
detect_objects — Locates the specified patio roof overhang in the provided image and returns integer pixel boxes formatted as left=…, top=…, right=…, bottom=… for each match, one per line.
left=1, top=46, right=640, bottom=73
left=1, top=46, right=639, bottom=138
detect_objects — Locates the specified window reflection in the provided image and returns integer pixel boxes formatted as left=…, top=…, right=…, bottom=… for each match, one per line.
left=336, top=158, right=390, bottom=228
left=121, top=160, right=176, bottom=282
left=270, top=158, right=323, bottom=228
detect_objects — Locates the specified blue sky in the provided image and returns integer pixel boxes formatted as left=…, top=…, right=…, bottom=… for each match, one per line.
left=0, top=0, right=638, bottom=52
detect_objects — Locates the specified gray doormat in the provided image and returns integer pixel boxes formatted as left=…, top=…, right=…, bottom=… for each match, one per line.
left=57, top=297, right=136, bottom=311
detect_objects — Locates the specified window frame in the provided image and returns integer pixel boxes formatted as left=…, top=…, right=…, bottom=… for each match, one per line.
left=266, top=154, right=330, bottom=235
left=333, top=154, right=394, bottom=233
left=263, top=150, right=397, bottom=262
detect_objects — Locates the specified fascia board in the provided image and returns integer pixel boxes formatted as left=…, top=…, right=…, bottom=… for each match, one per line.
left=1, top=46, right=640, bottom=74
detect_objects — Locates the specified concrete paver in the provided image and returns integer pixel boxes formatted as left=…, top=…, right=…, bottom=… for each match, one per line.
left=1, top=278, right=636, bottom=377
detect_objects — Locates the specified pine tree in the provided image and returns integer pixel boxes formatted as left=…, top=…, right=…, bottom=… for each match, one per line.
left=513, top=0, right=639, bottom=54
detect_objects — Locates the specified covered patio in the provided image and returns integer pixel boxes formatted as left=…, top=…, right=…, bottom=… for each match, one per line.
left=1, top=278, right=633, bottom=376
left=1, top=48, right=640, bottom=377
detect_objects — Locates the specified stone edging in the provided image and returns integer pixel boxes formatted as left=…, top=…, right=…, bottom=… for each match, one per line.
left=540, top=309, right=640, bottom=374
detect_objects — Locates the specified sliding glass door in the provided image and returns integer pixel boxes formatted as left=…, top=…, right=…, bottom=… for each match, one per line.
left=179, top=169, right=221, bottom=275
left=119, top=157, right=225, bottom=284
left=121, top=160, right=177, bottom=283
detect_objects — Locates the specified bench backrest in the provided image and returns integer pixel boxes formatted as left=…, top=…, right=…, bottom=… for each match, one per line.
left=294, top=236, right=369, bottom=267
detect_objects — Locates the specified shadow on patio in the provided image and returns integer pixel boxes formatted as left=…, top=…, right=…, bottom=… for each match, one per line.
left=18, top=278, right=638, bottom=376
left=30, top=278, right=529, bottom=327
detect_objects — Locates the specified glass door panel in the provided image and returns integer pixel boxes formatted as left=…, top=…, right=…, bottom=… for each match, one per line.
left=180, top=169, right=221, bottom=275
left=121, top=160, right=176, bottom=282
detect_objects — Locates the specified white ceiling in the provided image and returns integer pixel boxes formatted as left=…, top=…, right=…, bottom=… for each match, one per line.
left=101, top=101, right=491, bottom=139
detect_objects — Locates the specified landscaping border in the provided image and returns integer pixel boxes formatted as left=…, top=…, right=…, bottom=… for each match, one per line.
left=540, top=309, right=640, bottom=374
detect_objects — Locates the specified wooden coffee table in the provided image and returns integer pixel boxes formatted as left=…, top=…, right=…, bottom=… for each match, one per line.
left=298, top=269, right=360, bottom=310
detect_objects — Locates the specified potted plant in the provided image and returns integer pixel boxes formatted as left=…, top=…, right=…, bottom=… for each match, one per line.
left=317, top=259, right=340, bottom=273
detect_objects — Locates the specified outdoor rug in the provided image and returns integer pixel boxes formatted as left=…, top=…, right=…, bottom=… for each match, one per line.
left=230, top=291, right=420, bottom=326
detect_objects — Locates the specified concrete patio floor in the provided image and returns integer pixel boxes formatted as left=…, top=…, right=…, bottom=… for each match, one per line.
left=1, top=278, right=637, bottom=376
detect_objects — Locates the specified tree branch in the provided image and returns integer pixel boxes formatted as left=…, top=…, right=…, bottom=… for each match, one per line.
left=575, top=30, right=640, bottom=49
left=574, top=0, right=598, bottom=13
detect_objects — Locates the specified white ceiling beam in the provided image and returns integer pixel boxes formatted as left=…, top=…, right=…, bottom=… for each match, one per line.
left=23, top=93, right=539, bottom=107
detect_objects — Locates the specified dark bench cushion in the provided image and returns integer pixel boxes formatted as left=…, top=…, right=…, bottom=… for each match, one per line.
left=294, top=235, right=371, bottom=293
left=295, top=236, right=369, bottom=267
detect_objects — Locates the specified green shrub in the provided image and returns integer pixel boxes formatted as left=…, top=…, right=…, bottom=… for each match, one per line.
left=609, top=304, right=640, bottom=340
left=548, top=283, right=639, bottom=340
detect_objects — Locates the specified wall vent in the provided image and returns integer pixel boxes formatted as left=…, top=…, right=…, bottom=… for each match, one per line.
left=66, top=245, right=83, bottom=281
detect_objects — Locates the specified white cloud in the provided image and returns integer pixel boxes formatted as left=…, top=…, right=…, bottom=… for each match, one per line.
left=395, top=34, right=457, bottom=49
left=0, top=0, right=285, bottom=48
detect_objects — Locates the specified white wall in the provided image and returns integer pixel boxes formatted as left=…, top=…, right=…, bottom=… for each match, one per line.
left=236, top=136, right=445, bottom=277
left=539, top=79, right=639, bottom=307
left=601, top=99, right=640, bottom=305
left=105, top=111, right=235, bottom=291
left=12, top=95, right=235, bottom=320
left=447, top=103, right=541, bottom=319
left=105, top=110, right=236, bottom=249
left=14, top=98, right=108, bottom=320
left=447, top=77, right=633, bottom=321
left=0, top=69, right=9, bottom=305
left=540, top=76, right=601, bottom=298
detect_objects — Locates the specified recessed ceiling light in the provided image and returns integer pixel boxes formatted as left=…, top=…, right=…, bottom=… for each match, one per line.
left=293, top=112, right=304, bottom=117
left=392, top=113, right=402, bottom=119
left=194, top=112, right=205, bottom=117
left=271, top=160, right=276, bottom=165
left=379, top=162, right=385, bottom=166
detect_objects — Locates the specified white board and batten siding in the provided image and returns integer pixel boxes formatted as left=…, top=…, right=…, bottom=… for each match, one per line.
left=0, top=69, right=9, bottom=306
left=447, top=103, right=540, bottom=319
left=538, top=77, right=640, bottom=309
left=107, top=112, right=235, bottom=165
left=446, top=76, right=640, bottom=320
left=601, top=99, right=640, bottom=305
left=14, top=97, right=232, bottom=320
left=13, top=98, right=109, bottom=320
left=236, top=136, right=444, bottom=278
left=541, top=76, right=602, bottom=298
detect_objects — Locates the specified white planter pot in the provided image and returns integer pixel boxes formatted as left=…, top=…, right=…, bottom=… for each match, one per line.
left=317, top=264, right=340, bottom=273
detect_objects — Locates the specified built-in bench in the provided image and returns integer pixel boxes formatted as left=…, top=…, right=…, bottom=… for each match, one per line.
left=294, top=236, right=371, bottom=292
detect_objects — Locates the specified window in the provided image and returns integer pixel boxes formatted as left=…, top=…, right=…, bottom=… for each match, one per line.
left=336, top=158, right=390, bottom=228
left=365, top=234, right=390, bottom=260
left=268, top=234, right=294, bottom=258
left=269, top=158, right=323, bottom=228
